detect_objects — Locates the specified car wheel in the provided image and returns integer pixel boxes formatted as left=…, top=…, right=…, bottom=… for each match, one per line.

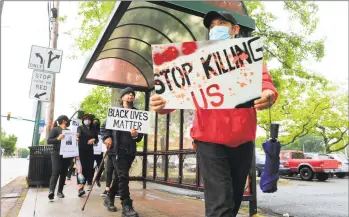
left=336, top=173, right=346, bottom=178
left=299, top=167, right=314, bottom=181
left=317, top=172, right=329, bottom=181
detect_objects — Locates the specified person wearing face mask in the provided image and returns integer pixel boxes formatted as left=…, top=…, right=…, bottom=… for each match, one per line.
left=100, top=87, right=143, bottom=217
left=76, top=114, right=99, bottom=196
left=91, top=117, right=104, bottom=188
left=150, top=11, right=279, bottom=217
left=47, top=115, right=73, bottom=200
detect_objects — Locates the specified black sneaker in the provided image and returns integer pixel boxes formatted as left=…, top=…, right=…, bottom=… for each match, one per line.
left=104, top=196, right=117, bottom=212
left=122, top=199, right=138, bottom=217
left=67, top=177, right=71, bottom=180
left=78, top=188, right=85, bottom=197
left=96, top=180, right=101, bottom=187
left=48, top=190, right=54, bottom=200
left=57, top=192, right=65, bottom=198
left=115, top=192, right=121, bottom=198
left=100, top=190, right=108, bottom=197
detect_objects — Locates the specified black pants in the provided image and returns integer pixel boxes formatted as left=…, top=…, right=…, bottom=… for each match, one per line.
left=109, top=149, right=135, bottom=201
left=93, top=153, right=104, bottom=181
left=66, top=159, right=75, bottom=178
left=78, top=148, right=94, bottom=185
left=105, top=154, right=115, bottom=188
left=49, top=151, right=73, bottom=192
left=196, top=140, right=254, bottom=217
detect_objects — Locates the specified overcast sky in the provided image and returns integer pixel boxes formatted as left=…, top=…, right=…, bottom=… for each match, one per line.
left=1, top=1, right=348, bottom=148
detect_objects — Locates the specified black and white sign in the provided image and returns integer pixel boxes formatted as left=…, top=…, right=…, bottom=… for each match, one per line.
left=28, top=45, right=63, bottom=73
left=60, top=130, right=79, bottom=158
left=94, top=135, right=103, bottom=155
left=105, top=107, right=150, bottom=134
left=29, top=70, right=53, bottom=102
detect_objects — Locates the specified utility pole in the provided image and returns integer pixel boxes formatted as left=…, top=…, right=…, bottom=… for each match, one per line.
left=45, top=0, right=60, bottom=142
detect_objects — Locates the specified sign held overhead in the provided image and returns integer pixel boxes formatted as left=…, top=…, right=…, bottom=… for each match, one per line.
left=29, top=70, right=53, bottom=102
left=28, top=45, right=63, bottom=73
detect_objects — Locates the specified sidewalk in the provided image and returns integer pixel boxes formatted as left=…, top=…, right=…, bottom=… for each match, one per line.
left=1, top=176, right=29, bottom=217
left=17, top=177, right=276, bottom=217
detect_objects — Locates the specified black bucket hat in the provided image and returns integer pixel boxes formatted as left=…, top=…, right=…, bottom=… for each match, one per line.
left=203, top=11, right=238, bottom=29
left=120, top=87, right=135, bottom=98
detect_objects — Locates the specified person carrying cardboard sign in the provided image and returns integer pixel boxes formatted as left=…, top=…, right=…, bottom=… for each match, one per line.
left=101, top=87, right=143, bottom=217
left=150, top=11, right=278, bottom=217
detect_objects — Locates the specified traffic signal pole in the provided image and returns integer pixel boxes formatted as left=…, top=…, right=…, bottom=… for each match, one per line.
left=32, top=101, right=42, bottom=146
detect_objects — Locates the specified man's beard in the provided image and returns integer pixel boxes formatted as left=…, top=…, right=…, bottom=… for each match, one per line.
left=127, top=101, right=134, bottom=108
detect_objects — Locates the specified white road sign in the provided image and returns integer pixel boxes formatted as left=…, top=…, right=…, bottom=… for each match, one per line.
left=29, top=70, right=53, bottom=102
left=28, top=45, right=63, bottom=73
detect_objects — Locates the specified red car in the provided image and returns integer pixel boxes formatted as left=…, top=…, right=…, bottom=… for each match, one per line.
left=280, top=150, right=341, bottom=181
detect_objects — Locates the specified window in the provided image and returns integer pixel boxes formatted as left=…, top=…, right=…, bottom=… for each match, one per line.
left=292, top=152, right=305, bottom=159
left=283, top=152, right=290, bottom=160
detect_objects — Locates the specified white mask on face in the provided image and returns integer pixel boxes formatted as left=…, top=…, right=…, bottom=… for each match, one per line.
left=84, top=120, right=91, bottom=126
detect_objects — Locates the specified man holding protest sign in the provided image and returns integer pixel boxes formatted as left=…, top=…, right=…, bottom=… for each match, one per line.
left=101, top=87, right=143, bottom=217
left=150, top=11, right=278, bottom=217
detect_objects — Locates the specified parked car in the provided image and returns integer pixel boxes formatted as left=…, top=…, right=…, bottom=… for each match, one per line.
left=255, top=152, right=290, bottom=177
left=280, top=150, right=341, bottom=181
left=328, top=153, right=349, bottom=178
left=183, top=157, right=196, bottom=169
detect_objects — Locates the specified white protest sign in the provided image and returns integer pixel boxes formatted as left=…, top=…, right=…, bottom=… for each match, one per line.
left=94, top=135, right=103, bottom=155
left=28, top=45, right=63, bottom=73
left=29, top=70, right=53, bottom=102
left=151, top=37, right=264, bottom=109
left=59, top=130, right=79, bottom=158
left=105, top=107, right=150, bottom=134
left=71, top=119, right=80, bottom=133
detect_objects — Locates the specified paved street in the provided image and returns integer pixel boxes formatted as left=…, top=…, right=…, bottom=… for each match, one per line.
left=257, top=177, right=349, bottom=217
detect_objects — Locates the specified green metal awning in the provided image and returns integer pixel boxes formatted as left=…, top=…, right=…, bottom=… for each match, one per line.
left=79, top=1, right=255, bottom=91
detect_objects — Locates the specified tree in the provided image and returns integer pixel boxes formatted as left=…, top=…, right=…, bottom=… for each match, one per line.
left=18, top=148, right=29, bottom=158
left=1, top=128, right=17, bottom=156
left=282, top=135, right=325, bottom=153
left=73, top=86, right=112, bottom=122
left=313, top=91, right=349, bottom=153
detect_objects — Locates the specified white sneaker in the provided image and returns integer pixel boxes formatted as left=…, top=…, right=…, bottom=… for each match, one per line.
left=87, top=185, right=92, bottom=191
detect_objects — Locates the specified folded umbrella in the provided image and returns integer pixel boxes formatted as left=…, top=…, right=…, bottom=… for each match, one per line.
left=260, top=123, right=281, bottom=193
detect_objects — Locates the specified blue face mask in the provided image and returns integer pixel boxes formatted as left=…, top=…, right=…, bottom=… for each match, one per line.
left=209, top=26, right=232, bottom=41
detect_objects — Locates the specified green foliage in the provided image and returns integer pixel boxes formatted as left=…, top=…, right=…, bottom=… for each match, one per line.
left=39, top=139, right=45, bottom=146
left=282, top=135, right=325, bottom=153
left=313, top=90, right=349, bottom=153
left=245, top=1, right=326, bottom=86
left=74, top=1, right=116, bottom=55
left=74, top=86, right=112, bottom=122
left=1, top=128, right=17, bottom=156
left=18, top=148, right=29, bottom=158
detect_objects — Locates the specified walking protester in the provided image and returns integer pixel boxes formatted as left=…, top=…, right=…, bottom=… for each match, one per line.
left=150, top=11, right=278, bottom=217
left=76, top=114, right=99, bottom=197
left=92, top=117, right=120, bottom=198
left=91, top=117, right=104, bottom=188
left=47, top=115, right=73, bottom=200
left=100, top=151, right=120, bottom=198
left=101, top=87, right=143, bottom=217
